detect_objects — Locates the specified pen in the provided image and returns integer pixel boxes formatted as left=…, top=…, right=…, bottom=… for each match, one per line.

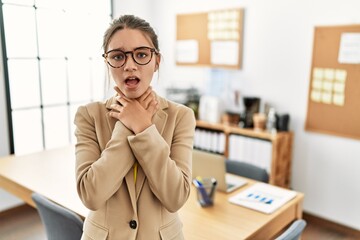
left=209, top=178, right=217, bottom=199
left=196, top=176, right=204, bottom=184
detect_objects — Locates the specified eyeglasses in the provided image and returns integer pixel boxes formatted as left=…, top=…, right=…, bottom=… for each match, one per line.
left=102, top=47, right=158, bottom=68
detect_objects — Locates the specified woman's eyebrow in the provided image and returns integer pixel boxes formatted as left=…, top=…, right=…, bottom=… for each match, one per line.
left=107, top=47, right=125, bottom=52
left=108, top=46, right=153, bottom=52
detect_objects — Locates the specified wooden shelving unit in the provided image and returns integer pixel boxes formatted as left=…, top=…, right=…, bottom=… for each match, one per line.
left=196, top=120, right=293, bottom=188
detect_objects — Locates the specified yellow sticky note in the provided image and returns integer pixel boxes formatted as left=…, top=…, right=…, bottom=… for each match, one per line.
left=231, top=31, right=239, bottom=40
left=322, top=81, right=333, bottom=92
left=231, top=10, right=239, bottom=20
left=312, top=79, right=322, bottom=90
left=231, top=21, right=239, bottom=30
left=335, top=69, right=347, bottom=83
left=208, top=32, right=215, bottom=40
left=333, top=94, right=345, bottom=106
left=208, top=22, right=215, bottom=31
left=313, top=68, right=324, bottom=79
left=311, top=90, right=321, bottom=102
left=324, top=68, right=335, bottom=81
left=321, top=92, right=332, bottom=104
left=333, top=82, right=345, bottom=93
left=208, top=12, right=216, bottom=21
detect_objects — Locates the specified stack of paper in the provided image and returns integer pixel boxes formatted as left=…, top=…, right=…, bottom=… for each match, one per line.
left=228, top=183, right=297, bottom=214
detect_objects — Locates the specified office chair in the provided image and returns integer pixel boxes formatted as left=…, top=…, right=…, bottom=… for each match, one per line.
left=225, top=159, right=269, bottom=183
left=32, top=192, right=84, bottom=240
left=275, top=219, right=307, bottom=240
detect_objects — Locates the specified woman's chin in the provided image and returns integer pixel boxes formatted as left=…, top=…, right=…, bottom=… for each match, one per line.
left=123, top=90, right=142, bottom=99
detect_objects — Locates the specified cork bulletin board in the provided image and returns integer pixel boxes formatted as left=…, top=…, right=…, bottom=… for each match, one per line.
left=305, top=24, right=360, bottom=140
left=176, top=8, right=244, bottom=69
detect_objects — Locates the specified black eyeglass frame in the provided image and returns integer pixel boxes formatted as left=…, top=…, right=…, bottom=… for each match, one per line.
left=102, top=46, right=158, bottom=68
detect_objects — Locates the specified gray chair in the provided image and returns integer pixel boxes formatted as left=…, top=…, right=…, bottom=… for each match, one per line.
left=32, top=192, right=84, bottom=240
left=225, top=159, right=269, bottom=183
left=275, top=219, right=307, bottom=240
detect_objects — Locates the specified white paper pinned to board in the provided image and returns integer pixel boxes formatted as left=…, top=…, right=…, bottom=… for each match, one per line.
left=210, top=40, right=239, bottom=65
left=338, top=33, right=360, bottom=64
left=176, top=40, right=199, bottom=63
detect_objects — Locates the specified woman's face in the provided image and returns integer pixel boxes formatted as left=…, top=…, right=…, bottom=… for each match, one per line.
left=107, top=28, right=160, bottom=99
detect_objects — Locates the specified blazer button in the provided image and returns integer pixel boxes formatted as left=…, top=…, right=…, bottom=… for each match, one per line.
left=129, top=220, right=137, bottom=229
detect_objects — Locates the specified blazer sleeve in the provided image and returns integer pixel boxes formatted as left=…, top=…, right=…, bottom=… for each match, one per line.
left=127, top=107, right=196, bottom=212
left=74, top=105, right=136, bottom=210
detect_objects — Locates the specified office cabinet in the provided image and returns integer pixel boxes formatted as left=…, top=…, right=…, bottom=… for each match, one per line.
left=194, top=120, right=293, bottom=188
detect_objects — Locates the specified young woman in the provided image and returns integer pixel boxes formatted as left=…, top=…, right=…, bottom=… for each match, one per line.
left=74, top=15, right=195, bottom=240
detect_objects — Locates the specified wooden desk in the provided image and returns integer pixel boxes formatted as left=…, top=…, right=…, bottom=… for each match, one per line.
left=0, top=146, right=303, bottom=240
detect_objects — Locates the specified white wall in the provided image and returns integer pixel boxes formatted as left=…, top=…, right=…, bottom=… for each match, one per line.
left=0, top=32, right=23, bottom=211
left=114, top=0, right=360, bottom=230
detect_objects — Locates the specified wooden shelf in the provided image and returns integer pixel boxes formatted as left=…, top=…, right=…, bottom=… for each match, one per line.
left=196, top=120, right=293, bottom=188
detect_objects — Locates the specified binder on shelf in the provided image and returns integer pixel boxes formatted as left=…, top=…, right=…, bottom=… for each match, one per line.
left=194, top=127, right=225, bottom=154
left=218, top=132, right=225, bottom=153
left=228, top=134, right=272, bottom=173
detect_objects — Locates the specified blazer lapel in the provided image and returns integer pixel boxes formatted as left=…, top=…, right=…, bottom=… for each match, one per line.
left=136, top=95, right=168, bottom=195
left=153, top=95, right=168, bottom=135
left=135, top=166, right=145, bottom=198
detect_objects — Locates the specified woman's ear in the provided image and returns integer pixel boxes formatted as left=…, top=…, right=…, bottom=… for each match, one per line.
left=154, top=54, right=161, bottom=72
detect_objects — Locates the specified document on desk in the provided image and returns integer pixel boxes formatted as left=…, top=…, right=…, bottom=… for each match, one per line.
left=228, top=183, right=297, bottom=214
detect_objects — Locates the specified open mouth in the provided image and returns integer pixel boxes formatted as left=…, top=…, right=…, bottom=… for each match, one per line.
left=125, top=77, right=140, bottom=88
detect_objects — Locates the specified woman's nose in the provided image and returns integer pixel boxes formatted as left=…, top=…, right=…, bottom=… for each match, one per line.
left=123, top=54, right=137, bottom=71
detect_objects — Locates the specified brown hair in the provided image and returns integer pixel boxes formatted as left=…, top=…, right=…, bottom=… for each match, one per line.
left=103, top=15, right=160, bottom=53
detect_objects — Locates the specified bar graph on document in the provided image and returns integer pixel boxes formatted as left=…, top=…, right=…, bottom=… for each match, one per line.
left=228, top=134, right=272, bottom=173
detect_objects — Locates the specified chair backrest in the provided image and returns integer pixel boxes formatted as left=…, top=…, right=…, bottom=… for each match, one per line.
left=225, top=160, right=269, bottom=183
left=32, top=192, right=83, bottom=240
left=275, top=219, right=307, bottom=240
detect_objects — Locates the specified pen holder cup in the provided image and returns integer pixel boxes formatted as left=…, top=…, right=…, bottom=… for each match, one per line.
left=193, top=178, right=217, bottom=207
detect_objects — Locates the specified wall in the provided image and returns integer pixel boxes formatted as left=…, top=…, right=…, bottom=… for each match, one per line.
left=114, top=0, right=360, bottom=230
